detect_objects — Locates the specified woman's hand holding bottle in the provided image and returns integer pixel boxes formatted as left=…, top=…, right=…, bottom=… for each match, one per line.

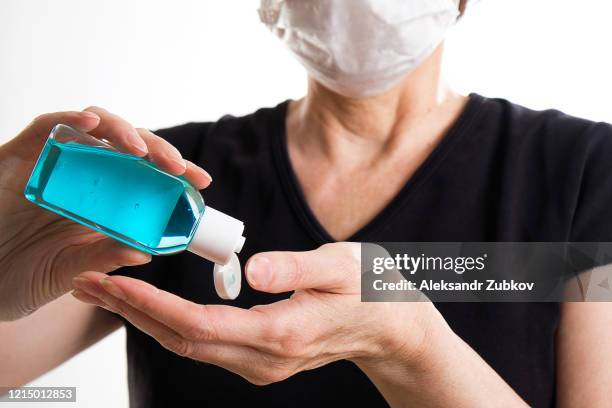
left=0, top=107, right=211, bottom=321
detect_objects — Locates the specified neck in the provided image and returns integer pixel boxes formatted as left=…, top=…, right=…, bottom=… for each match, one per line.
left=287, top=45, right=462, bottom=166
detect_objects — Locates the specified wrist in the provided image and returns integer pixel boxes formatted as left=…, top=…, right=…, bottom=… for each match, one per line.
left=350, top=304, right=527, bottom=407
left=351, top=303, right=454, bottom=377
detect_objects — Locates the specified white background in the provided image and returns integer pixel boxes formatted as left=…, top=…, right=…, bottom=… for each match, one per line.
left=1, top=1, right=611, bottom=407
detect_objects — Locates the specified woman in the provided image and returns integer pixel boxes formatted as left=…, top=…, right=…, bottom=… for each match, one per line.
left=0, top=0, right=610, bottom=406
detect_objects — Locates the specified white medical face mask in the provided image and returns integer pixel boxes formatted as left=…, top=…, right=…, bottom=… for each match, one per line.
left=259, top=0, right=459, bottom=98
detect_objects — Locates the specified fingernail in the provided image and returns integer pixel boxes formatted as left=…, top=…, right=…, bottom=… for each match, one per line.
left=81, top=111, right=100, bottom=120
left=100, top=278, right=126, bottom=301
left=72, top=289, right=107, bottom=307
left=131, top=138, right=148, bottom=156
left=165, top=145, right=187, bottom=169
left=71, top=289, right=88, bottom=300
left=125, top=251, right=152, bottom=265
left=247, top=257, right=272, bottom=288
left=72, top=276, right=104, bottom=297
left=200, top=169, right=213, bottom=184
left=170, top=157, right=187, bottom=171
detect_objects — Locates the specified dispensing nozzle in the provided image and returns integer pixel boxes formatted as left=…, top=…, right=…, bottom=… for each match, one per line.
left=187, top=207, right=245, bottom=300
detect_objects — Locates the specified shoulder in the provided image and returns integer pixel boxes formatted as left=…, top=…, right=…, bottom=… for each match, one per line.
left=474, top=94, right=612, bottom=187
left=473, top=94, right=612, bottom=240
left=477, top=94, right=612, bottom=155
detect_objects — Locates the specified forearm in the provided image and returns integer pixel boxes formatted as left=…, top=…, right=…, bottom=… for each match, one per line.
left=556, top=302, right=612, bottom=408
left=0, top=294, right=121, bottom=386
left=354, top=315, right=527, bottom=408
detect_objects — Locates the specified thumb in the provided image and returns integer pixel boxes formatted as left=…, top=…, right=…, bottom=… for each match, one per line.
left=245, top=242, right=361, bottom=294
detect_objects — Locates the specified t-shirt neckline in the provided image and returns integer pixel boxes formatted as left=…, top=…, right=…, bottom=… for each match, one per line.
left=270, top=93, right=486, bottom=245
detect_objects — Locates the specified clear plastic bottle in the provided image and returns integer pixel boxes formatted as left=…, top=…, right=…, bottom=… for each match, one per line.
left=24, top=124, right=244, bottom=299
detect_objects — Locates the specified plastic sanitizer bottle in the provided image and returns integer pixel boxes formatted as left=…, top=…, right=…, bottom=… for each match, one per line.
left=24, top=124, right=245, bottom=299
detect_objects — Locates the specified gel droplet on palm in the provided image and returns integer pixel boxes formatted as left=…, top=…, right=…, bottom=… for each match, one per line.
left=24, top=124, right=245, bottom=299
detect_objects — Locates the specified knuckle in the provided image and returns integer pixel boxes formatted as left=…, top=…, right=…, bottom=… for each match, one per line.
left=106, top=298, right=124, bottom=315
left=32, top=113, right=51, bottom=124
left=278, top=326, right=306, bottom=358
left=175, top=340, right=194, bottom=358
left=182, top=304, right=218, bottom=342
left=286, top=253, right=306, bottom=287
left=144, top=133, right=169, bottom=150
left=337, top=242, right=361, bottom=263
left=181, top=323, right=205, bottom=342
left=148, top=132, right=165, bottom=143
left=247, top=377, right=271, bottom=386
left=83, top=105, right=103, bottom=113
left=332, top=243, right=361, bottom=281
left=261, top=316, right=287, bottom=343
left=161, top=335, right=194, bottom=358
left=249, top=367, right=287, bottom=386
left=247, top=373, right=273, bottom=386
left=320, top=242, right=337, bottom=252
left=257, top=312, right=309, bottom=357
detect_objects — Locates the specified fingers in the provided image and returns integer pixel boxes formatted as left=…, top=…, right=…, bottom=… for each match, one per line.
left=72, top=272, right=192, bottom=351
left=71, top=289, right=107, bottom=308
left=82, top=108, right=205, bottom=182
left=71, top=276, right=274, bottom=383
left=185, top=160, right=213, bottom=190
left=135, top=128, right=212, bottom=188
left=71, top=272, right=289, bottom=385
left=86, top=111, right=211, bottom=188
left=83, top=106, right=149, bottom=157
left=246, top=242, right=361, bottom=294
left=135, top=127, right=185, bottom=173
left=72, top=272, right=270, bottom=348
left=18, top=107, right=211, bottom=190
left=80, top=111, right=212, bottom=189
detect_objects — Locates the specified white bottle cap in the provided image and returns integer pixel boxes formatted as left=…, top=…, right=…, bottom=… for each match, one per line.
left=188, top=206, right=245, bottom=300
left=214, top=253, right=242, bottom=300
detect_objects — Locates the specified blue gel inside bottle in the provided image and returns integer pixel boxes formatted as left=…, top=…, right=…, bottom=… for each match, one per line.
left=24, top=125, right=205, bottom=255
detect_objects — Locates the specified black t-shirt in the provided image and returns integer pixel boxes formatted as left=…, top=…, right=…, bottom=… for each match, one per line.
left=115, top=93, right=612, bottom=408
